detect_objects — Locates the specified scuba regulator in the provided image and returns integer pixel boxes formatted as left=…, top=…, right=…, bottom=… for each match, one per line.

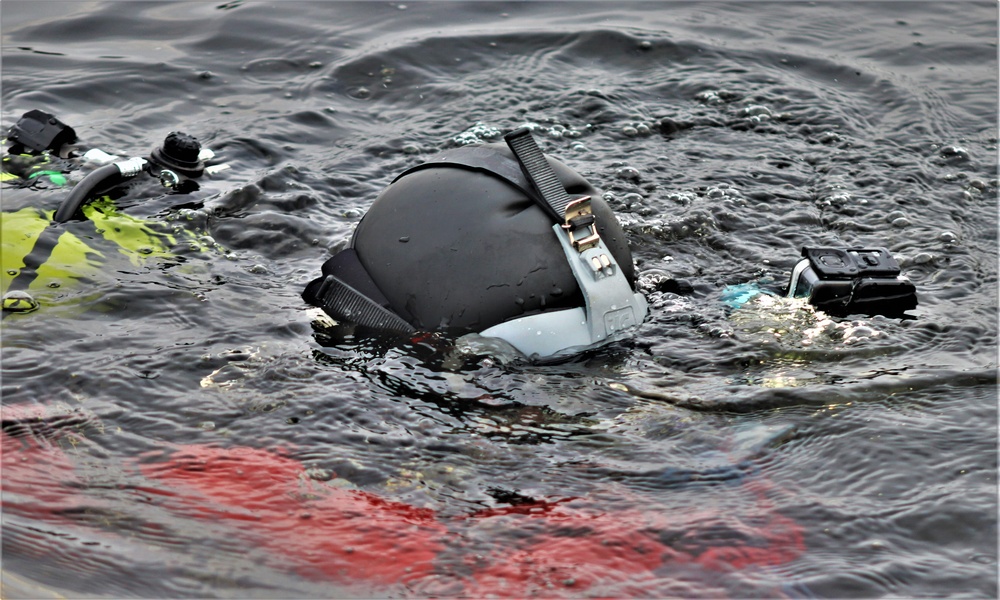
left=6, top=109, right=228, bottom=223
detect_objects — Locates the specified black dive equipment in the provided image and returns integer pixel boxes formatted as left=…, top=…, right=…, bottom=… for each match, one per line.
left=303, top=128, right=648, bottom=358
left=6, top=110, right=220, bottom=223
left=53, top=157, right=148, bottom=222
left=787, top=247, right=917, bottom=316
left=3, top=109, right=229, bottom=317
left=54, top=130, right=210, bottom=222
left=6, top=109, right=77, bottom=156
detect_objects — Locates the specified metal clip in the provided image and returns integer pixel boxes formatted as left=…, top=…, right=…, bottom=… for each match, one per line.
left=562, top=196, right=601, bottom=251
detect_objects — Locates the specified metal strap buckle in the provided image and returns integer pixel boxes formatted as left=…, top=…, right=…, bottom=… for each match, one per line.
left=562, top=196, right=601, bottom=251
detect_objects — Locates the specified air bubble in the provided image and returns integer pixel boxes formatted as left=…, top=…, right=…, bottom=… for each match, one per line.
left=940, top=145, right=970, bottom=161
left=817, top=131, right=842, bottom=144
left=696, top=90, right=725, bottom=105
left=742, top=105, right=773, bottom=117
left=453, top=121, right=502, bottom=145
left=2, top=290, right=38, bottom=313
left=616, top=166, right=641, bottom=181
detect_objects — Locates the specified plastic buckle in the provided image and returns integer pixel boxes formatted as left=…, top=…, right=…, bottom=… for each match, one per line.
left=553, top=223, right=647, bottom=345
left=562, top=196, right=600, bottom=251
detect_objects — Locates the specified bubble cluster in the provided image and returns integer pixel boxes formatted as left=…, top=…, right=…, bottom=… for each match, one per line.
left=663, top=191, right=698, bottom=206
left=739, top=105, right=774, bottom=123
left=704, top=182, right=743, bottom=201
left=695, top=89, right=742, bottom=105
left=818, top=189, right=854, bottom=207
left=452, top=121, right=503, bottom=145
left=521, top=121, right=586, bottom=140
left=729, top=294, right=888, bottom=348
left=621, top=121, right=653, bottom=137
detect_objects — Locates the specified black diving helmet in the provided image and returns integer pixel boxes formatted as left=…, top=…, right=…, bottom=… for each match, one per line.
left=303, top=128, right=648, bottom=358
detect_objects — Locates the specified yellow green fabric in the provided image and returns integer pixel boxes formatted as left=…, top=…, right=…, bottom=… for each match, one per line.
left=1, top=201, right=194, bottom=315
left=1, top=208, right=105, bottom=303
left=2, top=151, right=219, bottom=316
left=82, top=198, right=178, bottom=266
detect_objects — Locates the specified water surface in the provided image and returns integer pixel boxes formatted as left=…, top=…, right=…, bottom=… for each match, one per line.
left=1, top=2, right=997, bottom=598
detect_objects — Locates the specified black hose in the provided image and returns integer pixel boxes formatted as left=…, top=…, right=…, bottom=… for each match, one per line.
left=53, top=163, right=123, bottom=223
left=53, top=157, right=148, bottom=223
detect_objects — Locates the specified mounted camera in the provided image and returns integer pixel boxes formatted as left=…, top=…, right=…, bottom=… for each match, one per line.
left=787, top=247, right=917, bottom=317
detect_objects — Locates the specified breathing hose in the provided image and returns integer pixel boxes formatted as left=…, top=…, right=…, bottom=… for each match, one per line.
left=53, top=157, right=147, bottom=223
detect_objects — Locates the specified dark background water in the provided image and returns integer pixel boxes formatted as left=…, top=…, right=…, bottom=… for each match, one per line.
left=2, top=2, right=997, bottom=598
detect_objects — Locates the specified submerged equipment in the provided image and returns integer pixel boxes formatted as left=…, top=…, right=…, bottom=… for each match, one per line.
left=2, top=109, right=227, bottom=316
left=786, top=247, right=917, bottom=316
left=5, top=109, right=225, bottom=223
left=55, top=130, right=216, bottom=222
left=6, top=109, right=78, bottom=157
left=303, top=128, right=648, bottom=358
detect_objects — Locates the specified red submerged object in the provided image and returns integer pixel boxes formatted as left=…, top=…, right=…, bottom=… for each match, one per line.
left=3, top=402, right=805, bottom=596
left=138, top=445, right=446, bottom=585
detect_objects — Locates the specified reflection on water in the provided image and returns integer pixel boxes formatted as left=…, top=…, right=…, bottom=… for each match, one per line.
left=2, top=1, right=997, bottom=598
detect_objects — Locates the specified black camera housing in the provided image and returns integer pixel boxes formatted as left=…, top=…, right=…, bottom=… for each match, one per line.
left=788, top=247, right=917, bottom=316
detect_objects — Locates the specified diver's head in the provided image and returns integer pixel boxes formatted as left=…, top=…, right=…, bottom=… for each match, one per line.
left=303, top=128, right=647, bottom=359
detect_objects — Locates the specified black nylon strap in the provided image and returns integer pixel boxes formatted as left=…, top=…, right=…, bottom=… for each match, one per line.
left=303, top=248, right=416, bottom=333
left=311, top=274, right=415, bottom=333
left=504, top=128, right=573, bottom=222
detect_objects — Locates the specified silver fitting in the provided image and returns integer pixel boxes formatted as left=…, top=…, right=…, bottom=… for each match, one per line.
left=114, top=156, right=148, bottom=178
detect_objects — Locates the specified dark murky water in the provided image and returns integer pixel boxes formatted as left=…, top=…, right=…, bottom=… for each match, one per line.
left=2, top=2, right=997, bottom=598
